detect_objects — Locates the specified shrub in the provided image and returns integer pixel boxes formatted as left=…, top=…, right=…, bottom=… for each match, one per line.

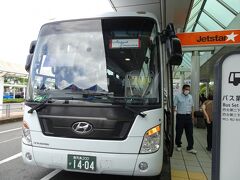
left=3, top=98, right=25, bottom=103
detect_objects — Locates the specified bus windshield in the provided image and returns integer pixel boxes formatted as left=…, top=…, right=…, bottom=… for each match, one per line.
left=26, top=17, right=161, bottom=105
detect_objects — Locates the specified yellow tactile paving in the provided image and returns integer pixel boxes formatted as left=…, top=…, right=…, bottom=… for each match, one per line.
left=171, top=169, right=208, bottom=180
left=171, top=127, right=212, bottom=180
left=172, top=177, right=189, bottom=180
left=188, top=172, right=207, bottom=180
left=171, top=169, right=188, bottom=178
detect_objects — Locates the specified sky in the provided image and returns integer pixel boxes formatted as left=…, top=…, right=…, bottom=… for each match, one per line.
left=0, top=0, right=113, bottom=65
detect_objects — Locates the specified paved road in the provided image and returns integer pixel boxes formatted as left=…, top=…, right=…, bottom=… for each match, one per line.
left=0, top=121, right=170, bottom=180
left=0, top=121, right=53, bottom=180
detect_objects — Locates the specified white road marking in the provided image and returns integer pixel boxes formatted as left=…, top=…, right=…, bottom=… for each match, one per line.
left=0, top=152, right=22, bottom=165
left=0, top=137, right=21, bottom=144
left=40, top=169, right=62, bottom=180
left=0, top=127, right=22, bottom=134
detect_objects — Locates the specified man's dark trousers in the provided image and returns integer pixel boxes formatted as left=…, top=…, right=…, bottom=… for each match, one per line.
left=206, top=122, right=212, bottom=150
left=175, top=114, right=194, bottom=150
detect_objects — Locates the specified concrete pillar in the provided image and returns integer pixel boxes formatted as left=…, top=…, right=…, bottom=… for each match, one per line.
left=179, top=71, right=185, bottom=90
left=191, top=51, right=200, bottom=111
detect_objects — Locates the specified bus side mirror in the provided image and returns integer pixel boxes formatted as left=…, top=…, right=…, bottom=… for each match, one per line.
left=167, top=37, right=183, bottom=65
left=25, top=40, right=37, bottom=72
left=29, top=40, right=37, bottom=54
left=25, top=54, right=33, bottom=72
left=161, top=23, right=183, bottom=66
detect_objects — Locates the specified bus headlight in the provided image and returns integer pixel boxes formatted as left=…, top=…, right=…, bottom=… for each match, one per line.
left=22, top=121, right=32, bottom=145
left=140, top=125, right=161, bottom=154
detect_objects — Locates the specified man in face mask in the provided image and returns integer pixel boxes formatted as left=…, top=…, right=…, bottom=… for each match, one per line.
left=173, top=84, right=197, bottom=154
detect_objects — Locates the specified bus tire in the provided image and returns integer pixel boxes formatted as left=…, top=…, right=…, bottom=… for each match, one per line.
left=149, top=175, right=161, bottom=180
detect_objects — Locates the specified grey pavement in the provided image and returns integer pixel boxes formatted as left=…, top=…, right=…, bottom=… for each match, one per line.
left=171, top=127, right=212, bottom=180
left=0, top=112, right=23, bottom=124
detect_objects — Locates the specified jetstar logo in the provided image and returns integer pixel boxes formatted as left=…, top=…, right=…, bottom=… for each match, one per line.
left=197, top=35, right=227, bottom=42
left=226, top=32, right=238, bottom=42
left=196, top=32, right=238, bottom=42
left=176, top=30, right=240, bottom=47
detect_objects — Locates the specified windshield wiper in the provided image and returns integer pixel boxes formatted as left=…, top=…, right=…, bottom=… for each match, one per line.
left=92, top=95, right=147, bottom=118
left=28, top=95, right=147, bottom=117
left=104, top=96, right=147, bottom=118
left=28, top=96, right=86, bottom=113
left=28, top=97, right=52, bottom=113
left=82, top=91, right=113, bottom=97
left=124, top=105, right=147, bottom=118
left=82, top=93, right=147, bottom=117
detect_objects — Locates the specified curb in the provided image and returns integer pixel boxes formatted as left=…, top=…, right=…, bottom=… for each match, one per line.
left=0, top=116, right=23, bottom=125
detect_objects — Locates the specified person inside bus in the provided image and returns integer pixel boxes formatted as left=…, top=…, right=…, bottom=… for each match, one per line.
left=201, top=94, right=213, bottom=151
left=173, top=84, right=197, bottom=154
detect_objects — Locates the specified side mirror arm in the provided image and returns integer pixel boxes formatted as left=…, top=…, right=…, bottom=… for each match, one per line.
left=159, top=23, right=183, bottom=66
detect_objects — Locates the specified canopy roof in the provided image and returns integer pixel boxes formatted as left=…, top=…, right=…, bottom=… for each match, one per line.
left=0, top=60, right=27, bottom=78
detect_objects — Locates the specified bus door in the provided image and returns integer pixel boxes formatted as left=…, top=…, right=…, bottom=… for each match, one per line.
left=161, top=23, right=183, bottom=156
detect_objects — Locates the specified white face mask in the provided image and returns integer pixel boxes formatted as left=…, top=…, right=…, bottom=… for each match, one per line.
left=184, top=90, right=190, bottom=96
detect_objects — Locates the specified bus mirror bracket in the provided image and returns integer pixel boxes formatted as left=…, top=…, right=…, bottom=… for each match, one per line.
left=159, top=23, right=183, bottom=66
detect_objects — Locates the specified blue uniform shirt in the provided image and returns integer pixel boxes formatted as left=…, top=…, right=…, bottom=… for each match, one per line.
left=174, top=93, right=193, bottom=114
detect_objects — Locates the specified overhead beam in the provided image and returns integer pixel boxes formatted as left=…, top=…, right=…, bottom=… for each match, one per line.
left=182, top=46, right=215, bottom=52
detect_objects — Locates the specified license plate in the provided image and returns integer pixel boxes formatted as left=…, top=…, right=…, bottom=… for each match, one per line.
left=67, top=154, right=96, bottom=171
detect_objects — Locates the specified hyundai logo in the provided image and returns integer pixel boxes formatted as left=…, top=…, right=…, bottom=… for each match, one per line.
left=72, top=122, right=93, bottom=135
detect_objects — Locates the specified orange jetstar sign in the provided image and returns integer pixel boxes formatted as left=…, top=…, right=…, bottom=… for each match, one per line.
left=176, top=30, right=240, bottom=47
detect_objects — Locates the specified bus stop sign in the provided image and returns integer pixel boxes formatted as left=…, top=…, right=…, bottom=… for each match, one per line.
left=213, top=51, right=240, bottom=180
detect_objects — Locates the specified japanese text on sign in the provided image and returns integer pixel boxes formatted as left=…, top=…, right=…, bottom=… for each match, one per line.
left=222, top=95, right=240, bottom=121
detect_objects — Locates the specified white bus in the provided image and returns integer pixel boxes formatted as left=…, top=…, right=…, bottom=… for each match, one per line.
left=22, top=12, right=182, bottom=179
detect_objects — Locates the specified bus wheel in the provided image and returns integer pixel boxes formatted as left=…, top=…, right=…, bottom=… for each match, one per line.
left=146, top=175, right=161, bottom=180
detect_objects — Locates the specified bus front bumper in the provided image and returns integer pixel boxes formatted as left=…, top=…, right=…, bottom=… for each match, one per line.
left=22, top=142, right=163, bottom=176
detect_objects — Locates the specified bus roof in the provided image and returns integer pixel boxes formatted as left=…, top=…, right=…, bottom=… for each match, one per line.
left=42, top=11, right=160, bottom=30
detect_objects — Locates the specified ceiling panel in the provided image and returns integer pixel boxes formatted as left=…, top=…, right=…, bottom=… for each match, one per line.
left=110, top=0, right=160, bottom=7
left=115, top=3, right=161, bottom=22
left=110, top=0, right=193, bottom=31
left=166, top=0, right=193, bottom=31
